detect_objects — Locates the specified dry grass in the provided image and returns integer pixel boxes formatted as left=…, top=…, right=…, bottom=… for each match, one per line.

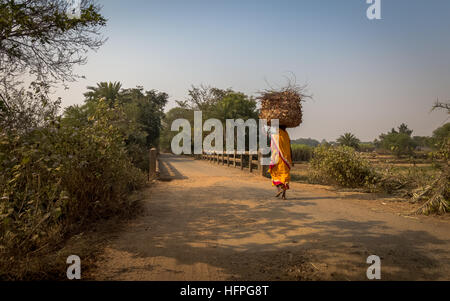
left=290, top=158, right=448, bottom=216
left=258, top=85, right=306, bottom=127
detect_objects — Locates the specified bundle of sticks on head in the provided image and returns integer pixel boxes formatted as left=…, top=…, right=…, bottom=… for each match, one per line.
left=258, top=85, right=306, bottom=128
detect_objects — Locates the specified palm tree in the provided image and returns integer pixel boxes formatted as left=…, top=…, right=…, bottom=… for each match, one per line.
left=84, top=81, right=122, bottom=104
left=337, top=133, right=360, bottom=149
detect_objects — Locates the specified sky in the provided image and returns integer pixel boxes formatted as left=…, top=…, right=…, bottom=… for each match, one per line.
left=54, top=0, right=450, bottom=142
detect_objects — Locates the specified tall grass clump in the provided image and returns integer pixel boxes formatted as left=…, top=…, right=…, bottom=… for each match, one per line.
left=291, top=144, right=313, bottom=162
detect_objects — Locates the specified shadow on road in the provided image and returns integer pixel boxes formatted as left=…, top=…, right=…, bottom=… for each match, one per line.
left=99, top=173, right=449, bottom=280
left=157, top=154, right=188, bottom=181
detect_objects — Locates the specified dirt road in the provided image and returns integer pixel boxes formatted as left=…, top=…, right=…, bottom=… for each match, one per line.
left=92, top=154, right=450, bottom=280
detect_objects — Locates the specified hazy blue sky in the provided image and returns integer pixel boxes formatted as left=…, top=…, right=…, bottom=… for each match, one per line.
left=55, top=0, right=450, bottom=141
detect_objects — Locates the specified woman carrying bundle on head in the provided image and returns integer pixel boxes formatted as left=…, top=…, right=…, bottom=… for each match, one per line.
left=259, top=83, right=306, bottom=200
left=269, top=125, right=293, bottom=200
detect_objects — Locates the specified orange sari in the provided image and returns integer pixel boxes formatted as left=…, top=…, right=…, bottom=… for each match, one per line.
left=268, top=129, right=292, bottom=189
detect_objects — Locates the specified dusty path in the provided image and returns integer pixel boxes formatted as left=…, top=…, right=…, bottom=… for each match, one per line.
left=92, top=154, right=450, bottom=280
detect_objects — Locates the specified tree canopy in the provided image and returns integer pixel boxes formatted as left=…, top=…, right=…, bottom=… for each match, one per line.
left=378, top=124, right=416, bottom=157
left=64, top=82, right=168, bottom=168
left=432, top=122, right=450, bottom=148
left=160, top=85, right=259, bottom=152
left=0, top=0, right=106, bottom=114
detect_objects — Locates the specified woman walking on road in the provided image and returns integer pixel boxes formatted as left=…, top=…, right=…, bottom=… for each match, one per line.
left=269, top=125, right=293, bottom=200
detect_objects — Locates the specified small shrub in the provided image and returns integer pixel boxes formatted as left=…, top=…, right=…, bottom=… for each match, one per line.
left=309, top=145, right=378, bottom=188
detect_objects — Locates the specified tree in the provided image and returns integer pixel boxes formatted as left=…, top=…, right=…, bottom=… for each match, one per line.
left=63, top=84, right=168, bottom=170
left=380, top=132, right=416, bottom=157
left=379, top=124, right=416, bottom=157
left=84, top=82, right=123, bottom=105
left=177, top=85, right=232, bottom=114
left=337, top=133, right=360, bottom=149
left=75, top=83, right=169, bottom=148
left=0, top=0, right=106, bottom=114
left=160, top=107, right=194, bottom=152
left=131, top=88, right=168, bottom=148
left=212, top=92, right=259, bottom=121
left=0, top=0, right=106, bottom=82
left=160, top=86, right=260, bottom=153
left=432, top=123, right=450, bottom=148
left=398, top=123, right=413, bottom=136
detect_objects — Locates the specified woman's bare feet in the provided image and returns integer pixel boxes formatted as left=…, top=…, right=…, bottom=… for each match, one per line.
left=275, top=186, right=283, bottom=197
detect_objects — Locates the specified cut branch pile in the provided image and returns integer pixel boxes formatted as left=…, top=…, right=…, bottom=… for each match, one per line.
left=258, top=86, right=305, bottom=128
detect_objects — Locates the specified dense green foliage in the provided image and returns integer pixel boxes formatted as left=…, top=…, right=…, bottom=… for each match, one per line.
left=65, top=83, right=168, bottom=170
left=0, top=95, right=151, bottom=278
left=377, top=123, right=417, bottom=157
left=0, top=81, right=167, bottom=278
left=160, top=85, right=259, bottom=152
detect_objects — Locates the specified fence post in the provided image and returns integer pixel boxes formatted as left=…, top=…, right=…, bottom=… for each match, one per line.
left=240, top=153, right=244, bottom=170
left=249, top=153, right=253, bottom=172
left=258, top=150, right=265, bottom=177
left=222, top=152, right=225, bottom=165
left=227, top=152, right=230, bottom=167
left=233, top=150, right=237, bottom=168
left=149, top=148, right=157, bottom=180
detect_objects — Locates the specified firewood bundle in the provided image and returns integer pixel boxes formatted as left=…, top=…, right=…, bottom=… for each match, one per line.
left=258, top=87, right=304, bottom=128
